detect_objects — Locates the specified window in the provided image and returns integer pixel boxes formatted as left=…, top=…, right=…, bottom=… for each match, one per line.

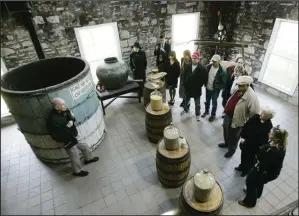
left=1, top=58, right=10, bottom=117
left=75, top=23, right=122, bottom=83
left=171, top=13, right=200, bottom=61
left=259, top=19, right=298, bottom=96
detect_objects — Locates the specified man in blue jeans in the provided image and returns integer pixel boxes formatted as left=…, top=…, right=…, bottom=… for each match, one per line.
left=201, top=54, right=227, bottom=122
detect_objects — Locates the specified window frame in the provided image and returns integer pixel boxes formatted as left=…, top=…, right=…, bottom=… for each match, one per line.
left=171, top=12, right=200, bottom=60
left=74, top=22, right=123, bottom=83
left=258, top=18, right=298, bottom=96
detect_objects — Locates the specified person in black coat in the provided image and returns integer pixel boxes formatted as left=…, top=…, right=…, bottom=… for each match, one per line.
left=181, top=51, right=208, bottom=121
left=129, top=42, right=147, bottom=83
left=179, top=50, right=191, bottom=108
left=47, top=98, right=99, bottom=177
left=166, top=51, right=180, bottom=105
left=235, top=107, right=275, bottom=177
left=239, top=125, right=288, bottom=208
left=154, top=35, right=171, bottom=72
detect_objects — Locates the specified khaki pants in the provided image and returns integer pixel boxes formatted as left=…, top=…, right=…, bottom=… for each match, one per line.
left=66, top=143, right=93, bottom=173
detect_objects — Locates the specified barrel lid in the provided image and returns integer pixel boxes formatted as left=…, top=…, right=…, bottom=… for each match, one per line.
left=146, top=103, right=170, bottom=115
left=144, top=80, right=164, bottom=89
left=182, top=177, right=223, bottom=212
left=194, top=169, right=216, bottom=190
left=158, top=137, right=189, bottom=159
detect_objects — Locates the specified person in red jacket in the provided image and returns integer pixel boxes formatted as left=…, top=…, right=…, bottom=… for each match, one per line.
left=180, top=51, right=208, bottom=121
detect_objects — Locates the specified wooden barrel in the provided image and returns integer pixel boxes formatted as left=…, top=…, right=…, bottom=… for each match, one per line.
left=143, top=80, right=166, bottom=106
left=179, top=177, right=224, bottom=216
left=145, top=104, right=172, bottom=143
left=156, top=137, right=191, bottom=188
left=1, top=57, right=106, bottom=163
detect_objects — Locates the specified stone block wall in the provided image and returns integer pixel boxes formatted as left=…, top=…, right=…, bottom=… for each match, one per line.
left=229, top=1, right=298, bottom=106
left=29, top=0, right=203, bottom=73
left=1, top=1, right=234, bottom=71
left=0, top=17, right=38, bottom=69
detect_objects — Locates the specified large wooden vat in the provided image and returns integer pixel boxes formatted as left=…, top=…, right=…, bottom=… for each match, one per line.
left=156, top=137, right=191, bottom=188
left=1, top=57, right=106, bottom=163
left=145, top=104, right=172, bottom=143
left=179, top=177, right=224, bottom=216
left=143, top=80, right=166, bottom=106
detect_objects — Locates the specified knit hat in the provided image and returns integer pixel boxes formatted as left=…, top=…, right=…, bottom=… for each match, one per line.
left=192, top=51, right=200, bottom=59
left=236, top=75, right=253, bottom=85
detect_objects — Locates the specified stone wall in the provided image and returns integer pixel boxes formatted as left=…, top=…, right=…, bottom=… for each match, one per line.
left=1, top=1, right=237, bottom=70
left=29, top=0, right=203, bottom=73
left=230, top=1, right=298, bottom=106
left=0, top=17, right=38, bottom=69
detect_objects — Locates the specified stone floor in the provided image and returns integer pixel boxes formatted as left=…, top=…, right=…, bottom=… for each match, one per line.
left=1, top=86, right=298, bottom=215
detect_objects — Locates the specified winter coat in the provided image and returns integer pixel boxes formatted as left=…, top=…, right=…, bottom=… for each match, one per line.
left=240, top=114, right=273, bottom=153
left=255, top=143, right=285, bottom=180
left=166, top=59, right=180, bottom=88
left=229, top=86, right=260, bottom=128
left=130, top=50, right=147, bottom=80
left=179, top=58, right=191, bottom=98
left=206, top=64, right=227, bottom=92
left=222, top=75, right=255, bottom=107
left=182, top=63, right=208, bottom=98
left=47, top=109, right=78, bottom=148
left=154, top=42, right=171, bottom=71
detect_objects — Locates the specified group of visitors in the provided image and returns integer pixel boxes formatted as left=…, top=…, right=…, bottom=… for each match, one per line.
left=46, top=36, right=289, bottom=210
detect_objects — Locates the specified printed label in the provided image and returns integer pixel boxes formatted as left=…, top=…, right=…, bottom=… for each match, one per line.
left=70, top=77, right=92, bottom=100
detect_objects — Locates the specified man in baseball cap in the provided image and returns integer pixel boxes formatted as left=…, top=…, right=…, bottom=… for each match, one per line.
left=201, top=54, right=227, bottom=122
left=180, top=51, right=208, bottom=121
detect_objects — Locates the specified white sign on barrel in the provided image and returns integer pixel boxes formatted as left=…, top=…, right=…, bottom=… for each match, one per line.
left=70, top=77, right=93, bottom=100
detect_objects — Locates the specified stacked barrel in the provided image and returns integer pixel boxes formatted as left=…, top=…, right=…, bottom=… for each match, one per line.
left=141, top=70, right=225, bottom=216
left=1, top=57, right=105, bottom=163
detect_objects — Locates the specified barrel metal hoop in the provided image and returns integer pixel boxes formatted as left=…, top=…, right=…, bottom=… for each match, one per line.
left=18, top=105, right=101, bottom=136
left=8, top=91, right=96, bottom=119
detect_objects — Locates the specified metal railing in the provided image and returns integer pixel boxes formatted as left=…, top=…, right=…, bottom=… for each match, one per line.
left=270, top=200, right=298, bottom=215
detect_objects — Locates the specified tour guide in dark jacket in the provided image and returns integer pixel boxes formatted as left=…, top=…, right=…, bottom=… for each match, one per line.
left=201, top=54, right=227, bottom=122
left=47, top=98, right=99, bottom=177
left=47, top=108, right=78, bottom=149
left=181, top=51, right=208, bottom=120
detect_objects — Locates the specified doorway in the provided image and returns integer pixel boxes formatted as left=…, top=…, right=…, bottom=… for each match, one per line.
left=171, top=12, right=200, bottom=61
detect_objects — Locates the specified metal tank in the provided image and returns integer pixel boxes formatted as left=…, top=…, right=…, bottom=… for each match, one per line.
left=1, top=57, right=106, bottom=163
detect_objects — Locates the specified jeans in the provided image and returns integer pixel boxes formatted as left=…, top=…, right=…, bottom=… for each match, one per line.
left=223, top=114, right=242, bottom=154
left=204, top=89, right=220, bottom=116
left=66, top=143, right=93, bottom=173
left=184, top=94, right=201, bottom=116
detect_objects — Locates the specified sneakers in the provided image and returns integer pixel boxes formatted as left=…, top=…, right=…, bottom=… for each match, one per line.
left=218, top=143, right=228, bottom=148
left=196, top=116, right=200, bottom=121
left=180, top=110, right=189, bottom=115
left=201, top=112, right=209, bottom=118
left=84, top=156, right=99, bottom=165
left=209, top=115, right=216, bottom=122
left=73, top=170, right=89, bottom=177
